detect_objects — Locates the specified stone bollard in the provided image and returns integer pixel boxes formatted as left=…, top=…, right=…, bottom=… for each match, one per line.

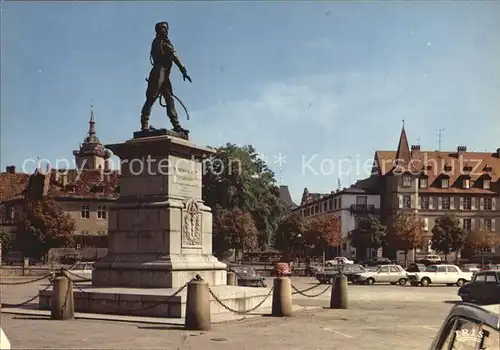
left=330, top=274, right=348, bottom=309
left=51, top=273, right=74, bottom=320
left=271, top=277, right=293, bottom=317
left=227, top=271, right=237, bottom=286
left=185, top=277, right=211, bottom=330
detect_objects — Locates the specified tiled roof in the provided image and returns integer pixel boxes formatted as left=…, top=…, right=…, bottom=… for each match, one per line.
left=375, top=150, right=500, bottom=194
left=0, top=172, right=30, bottom=202
left=46, top=169, right=120, bottom=200
left=279, top=185, right=297, bottom=208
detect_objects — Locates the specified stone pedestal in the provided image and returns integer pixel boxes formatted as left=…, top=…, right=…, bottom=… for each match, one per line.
left=92, top=133, right=226, bottom=288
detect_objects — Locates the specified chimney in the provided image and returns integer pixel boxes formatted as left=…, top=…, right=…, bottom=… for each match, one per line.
left=5, top=165, right=16, bottom=174
left=411, top=145, right=420, bottom=159
left=497, top=148, right=500, bottom=158
left=457, top=146, right=467, bottom=156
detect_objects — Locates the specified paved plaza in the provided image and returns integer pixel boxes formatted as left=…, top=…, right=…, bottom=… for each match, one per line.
left=1, top=276, right=462, bottom=349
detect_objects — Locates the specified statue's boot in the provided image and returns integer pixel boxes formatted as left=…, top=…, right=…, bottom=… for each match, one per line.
left=140, top=114, right=149, bottom=131
left=169, top=111, right=189, bottom=135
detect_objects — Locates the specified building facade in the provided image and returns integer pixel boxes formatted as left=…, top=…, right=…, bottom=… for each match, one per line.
left=0, top=110, right=119, bottom=248
left=375, top=127, right=499, bottom=261
left=293, top=127, right=500, bottom=262
left=293, top=183, right=381, bottom=259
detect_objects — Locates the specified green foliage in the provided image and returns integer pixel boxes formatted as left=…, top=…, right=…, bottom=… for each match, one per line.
left=431, top=214, right=467, bottom=258
left=15, top=199, right=76, bottom=259
left=203, top=143, right=288, bottom=248
left=275, top=212, right=308, bottom=253
left=348, top=216, right=387, bottom=259
left=0, top=229, right=16, bottom=254
left=213, top=206, right=260, bottom=254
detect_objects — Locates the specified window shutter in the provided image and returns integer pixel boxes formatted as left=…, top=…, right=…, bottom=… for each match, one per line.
left=423, top=218, right=429, bottom=231
left=417, top=196, right=421, bottom=209
left=459, top=197, right=464, bottom=210
left=471, top=198, right=476, bottom=210
left=479, top=198, right=484, bottom=210
left=438, top=197, right=442, bottom=210
left=470, top=218, right=475, bottom=231
left=479, top=218, right=484, bottom=230
left=429, top=197, right=434, bottom=210
left=492, top=219, right=496, bottom=232
left=492, top=198, right=496, bottom=211
left=450, top=197, right=455, bottom=210
left=459, top=218, right=464, bottom=228
left=398, top=195, right=403, bottom=209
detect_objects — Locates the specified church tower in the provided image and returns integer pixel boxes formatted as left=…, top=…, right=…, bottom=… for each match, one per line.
left=73, top=106, right=111, bottom=170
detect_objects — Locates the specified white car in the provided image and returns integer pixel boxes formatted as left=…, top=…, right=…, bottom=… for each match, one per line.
left=419, top=254, right=442, bottom=264
left=353, top=264, right=408, bottom=285
left=325, top=257, right=354, bottom=266
left=67, top=261, right=94, bottom=280
left=408, top=264, right=473, bottom=287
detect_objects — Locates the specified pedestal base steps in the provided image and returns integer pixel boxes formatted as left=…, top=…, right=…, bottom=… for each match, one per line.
left=38, top=285, right=272, bottom=318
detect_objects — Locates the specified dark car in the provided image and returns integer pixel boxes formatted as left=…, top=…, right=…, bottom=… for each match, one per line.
left=316, top=264, right=366, bottom=284
left=362, top=257, right=392, bottom=266
left=229, top=266, right=266, bottom=287
left=458, top=270, right=500, bottom=304
left=59, top=253, right=82, bottom=265
left=430, top=303, right=499, bottom=349
left=405, top=263, right=426, bottom=273
left=4, top=251, right=23, bottom=265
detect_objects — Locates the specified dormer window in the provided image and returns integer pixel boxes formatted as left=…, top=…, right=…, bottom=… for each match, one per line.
left=484, top=179, right=491, bottom=189
left=92, top=184, right=105, bottom=193
left=463, top=164, right=473, bottom=172
left=402, top=175, right=412, bottom=187
left=444, top=164, right=452, bottom=172
left=441, top=178, right=449, bottom=188
left=463, top=178, right=470, bottom=189
left=419, top=177, right=428, bottom=189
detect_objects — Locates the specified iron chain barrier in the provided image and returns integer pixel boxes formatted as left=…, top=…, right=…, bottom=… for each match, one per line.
left=70, top=273, right=189, bottom=313
left=291, top=283, right=331, bottom=298
left=1, top=283, right=52, bottom=308
left=208, top=285, right=274, bottom=315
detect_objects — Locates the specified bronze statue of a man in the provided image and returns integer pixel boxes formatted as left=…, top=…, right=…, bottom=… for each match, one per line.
left=140, top=21, right=191, bottom=133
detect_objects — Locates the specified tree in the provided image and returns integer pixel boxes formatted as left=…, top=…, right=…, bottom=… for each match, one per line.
left=0, top=229, right=16, bottom=255
left=275, top=212, right=308, bottom=255
left=463, top=226, right=499, bottom=264
left=203, top=143, right=287, bottom=248
left=389, top=212, right=425, bottom=264
left=431, top=214, right=467, bottom=262
left=213, top=206, right=260, bottom=258
left=304, top=216, right=342, bottom=256
left=348, top=216, right=387, bottom=260
left=15, top=199, right=76, bottom=259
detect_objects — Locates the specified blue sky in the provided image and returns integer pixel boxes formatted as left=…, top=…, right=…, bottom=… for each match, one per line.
left=1, top=1, right=499, bottom=203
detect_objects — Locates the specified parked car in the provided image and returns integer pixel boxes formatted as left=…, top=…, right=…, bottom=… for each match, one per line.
left=4, top=251, right=23, bottom=265
left=316, top=264, right=367, bottom=284
left=304, top=265, right=323, bottom=277
left=325, top=257, right=354, bottom=266
left=405, top=263, right=427, bottom=273
left=480, top=264, right=500, bottom=271
left=361, top=257, right=392, bottom=266
left=458, top=270, right=500, bottom=304
left=60, top=253, right=82, bottom=265
left=68, top=261, right=94, bottom=280
left=273, top=262, right=292, bottom=277
left=408, top=264, right=473, bottom=287
left=429, top=303, right=499, bottom=349
left=352, top=264, right=408, bottom=285
left=459, top=264, right=481, bottom=273
left=418, top=254, right=442, bottom=265
left=229, top=266, right=266, bottom=287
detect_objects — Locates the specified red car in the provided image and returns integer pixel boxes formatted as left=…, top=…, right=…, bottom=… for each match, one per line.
left=274, top=262, right=292, bottom=277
